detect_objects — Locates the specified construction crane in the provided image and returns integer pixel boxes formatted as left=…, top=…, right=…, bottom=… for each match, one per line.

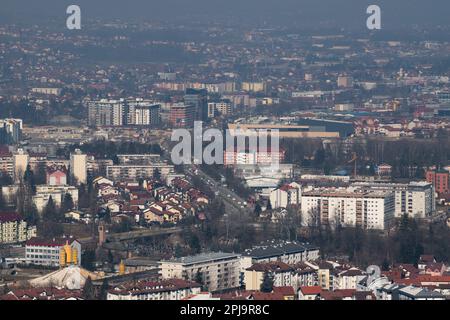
left=347, top=152, right=358, bottom=177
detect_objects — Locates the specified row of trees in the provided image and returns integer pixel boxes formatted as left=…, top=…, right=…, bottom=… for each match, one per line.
left=282, top=136, right=450, bottom=178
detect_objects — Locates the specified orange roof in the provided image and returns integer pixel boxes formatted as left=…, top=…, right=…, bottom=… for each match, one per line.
left=299, top=286, right=322, bottom=295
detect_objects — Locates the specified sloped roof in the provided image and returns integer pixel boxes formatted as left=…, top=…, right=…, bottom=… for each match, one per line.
left=29, top=266, right=102, bottom=290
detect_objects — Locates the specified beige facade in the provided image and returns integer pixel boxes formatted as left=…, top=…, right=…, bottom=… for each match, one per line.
left=160, top=252, right=241, bottom=292
left=70, top=149, right=87, bottom=184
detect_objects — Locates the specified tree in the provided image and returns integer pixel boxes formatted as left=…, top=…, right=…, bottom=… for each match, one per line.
left=260, top=271, right=274, bottom=293
left=174, top=243, right=183, bottom=258
left=254, top=203, right=262, bottom=217
left=24, top=203, right=39, bottom=225
left=189, top=233, right=201, bottom=254
left=43, top=196, right=60, bottom=222
left=23, top=165, right=36, bottom=192
left=61, top=193, right=75, bottom=213
left=266, top=199, right=272, bottom=211
left=0, top=189, right=6, bottom=211
left=98, top=278, right=109, bottom=300
left=195, top=271, right=206, bottom=291
left=153, top=168, right=161, bottom=181
left=38, top=221, right=64, bottom=238
left=81, top=250, right=96, bottom=271
left=82, top=277, right=95, bottom=300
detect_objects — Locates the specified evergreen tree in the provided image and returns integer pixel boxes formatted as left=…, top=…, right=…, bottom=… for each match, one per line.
left=43, top=196, right=58, bottom=222
left=24, top=202, right=39, bottom=225
left=174, top=243, right=183, bottom=258
left=61, top=193, right=75, bottom=213
left=82, top=276, right=96, bottom=300
left=254, top=203, right=262, bottom=217
left=153, top=168, right=161, bottom=181
left=260, top=272, right=274, bottom=293
left=98, top=278, right=109, bottom=300
left=0, top=189, right=6, bottom=210
left=266, top=199, right=272, bottom=211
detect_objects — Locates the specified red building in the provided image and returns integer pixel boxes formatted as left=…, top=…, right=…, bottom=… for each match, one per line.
left=46, top=165, right=68, bottom=186
left=169, top=104, right=195, bottom=128
left=426, top=169, right=449, bottom=195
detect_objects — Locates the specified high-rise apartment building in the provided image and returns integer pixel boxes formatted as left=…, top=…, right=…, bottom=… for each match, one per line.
left=301, top=188, right=395, bottom=230
left=169, top=103, right=196, bottom=128
left=184, top=88, right=208, bottom=122
left=70, top=149, right=87, bottom=185
left=426, top=169, right=449, bottom=195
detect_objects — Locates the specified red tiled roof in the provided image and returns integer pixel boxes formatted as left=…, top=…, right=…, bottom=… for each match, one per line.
left=0, top=212, right=23, bottom=223
left=273, top=286, right=295, bottom=296
left=299, top=286, right=322, bottom=295
left=26, top=237, right=76, bottom=247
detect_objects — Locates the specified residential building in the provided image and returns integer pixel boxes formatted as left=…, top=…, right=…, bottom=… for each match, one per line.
left=107, top=279, right=202, bottom=301
left=240, top=241, right=320, bottom=271
left=352, top=181, right=435, bottom=218
left=46, top=165, right=68, bottom=186
left=0, top=212, right=36, bottom=244
left=32, top=185, right=78, bottom=213
left=426, top=169, right=449, bottom=195
left=127, top=99, right=161, bottom=126
left=244, top=262, right=294, bottom=291
left=106, top=164, right=174, bottom=182
left=169, top=103, right=196, bottom=128
left=301, top=188, right=395, bottom=230
left=70, top=149, right=87, bottom=185
left=160, top=252, right=241, bottom=292
left=0, top=119, right=22, bottom=145
left=184, top=88, right=208, bottom=122
left=269, top=182, right=301, bottom=209
left=13, top=148, right=29, bottom=181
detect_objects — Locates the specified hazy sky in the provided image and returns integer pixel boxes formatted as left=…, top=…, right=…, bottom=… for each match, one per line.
left=1, top=0, right=449, bottom=29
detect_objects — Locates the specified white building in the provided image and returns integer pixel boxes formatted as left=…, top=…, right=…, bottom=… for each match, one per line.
left=70, top=149, right=87, bottom=185
left=106, top=164, right=174, bottom=182
left=160, top=252, right=241, bottom=292
left=25, top=237, right=81, bottom=267
left=269, top=182, right=301, bottom=209
left=107, top=279, right=202, bottom=301
left=0, top=213, right=36, bottom=244
left=13, top=148, right=29, bottom=181
left=33, top=185, right=79, bottom=213
left=352, top=181, right=435, bottom=218
left=301, top=188, right=395, bottom=230
left=240, top=241, right=320, bottom=272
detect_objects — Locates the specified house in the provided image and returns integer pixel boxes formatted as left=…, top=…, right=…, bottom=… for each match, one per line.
left=335, top=268, right=365, bottom=290
left=298, top=286, right=322, bottom=300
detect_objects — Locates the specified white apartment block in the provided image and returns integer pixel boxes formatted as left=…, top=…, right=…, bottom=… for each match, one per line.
left=0, top=213, right=36, bottom=244
left=32, top=185, right=79, bottom=213
left=352, top=181, right=435, bottom=218
left=160, top=252, right=241, bottom=292
left=301, top=188, right=395, bottom=230
left=70, top=149, right=87, bottom=185
left=240, top=241, right=320, bottom=272
left=269, top=182, right=301, bottom=209
left=13, top=148, right=29, bottom=181
left=106, top=164, right=174, bottom=182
